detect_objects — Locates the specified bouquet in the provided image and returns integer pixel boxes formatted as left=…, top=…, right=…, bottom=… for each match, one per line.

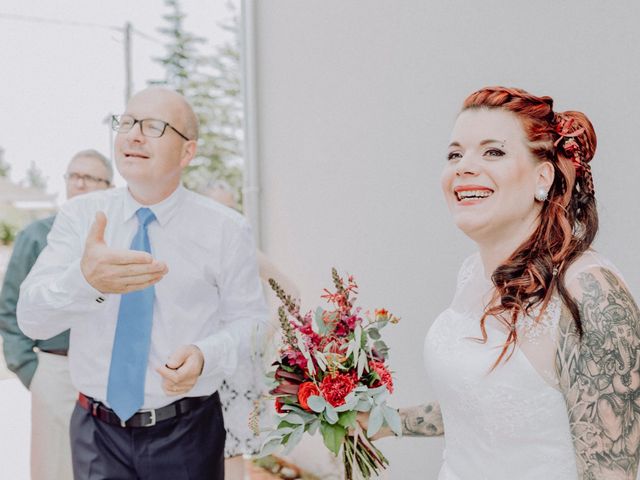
left=260, top=269, right=401, bottom=479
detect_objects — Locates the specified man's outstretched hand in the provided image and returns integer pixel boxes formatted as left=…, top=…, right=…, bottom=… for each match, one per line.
left=80, top=212, right=168, bottom=294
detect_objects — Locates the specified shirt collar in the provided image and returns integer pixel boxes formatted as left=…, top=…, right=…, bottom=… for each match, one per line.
left=122, top=184, right=186, bottom=227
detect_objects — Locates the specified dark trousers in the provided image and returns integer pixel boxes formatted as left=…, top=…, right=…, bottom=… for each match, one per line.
left=70, top=393, right=225, bottom=480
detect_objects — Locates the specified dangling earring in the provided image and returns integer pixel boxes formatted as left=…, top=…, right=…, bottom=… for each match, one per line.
left=534, top=187, right=548, bottom=202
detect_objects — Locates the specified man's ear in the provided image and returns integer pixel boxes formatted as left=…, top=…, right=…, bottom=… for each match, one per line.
left=179, top=140, right=197, bottom=168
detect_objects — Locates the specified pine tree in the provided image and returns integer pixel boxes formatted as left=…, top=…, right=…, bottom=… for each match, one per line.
left=24, top=161, right=47, bottom=190
left=152, top=0, right=243, bottom=197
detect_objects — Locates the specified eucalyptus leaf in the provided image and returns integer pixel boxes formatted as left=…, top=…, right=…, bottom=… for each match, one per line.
left=357, top=350, right=368, bottom=378
left=314, top=307, right=329, bottom=335
left=283, top=425, right=305, bottom=454
left=274, top=426, right=294, bottom=436
left=314, top=351, right=327, bottom=371
left=367, top=405, right=384, bottom=437
left=356, top=399, right=372, bottom=412
left=374, top=340, right=389, bottom=358
left=307, top=395, right=327, bottom=413
left=320, top=422, right=347, bottom=456
left=281, top=405, right=317, bottom=422
left=383, top=405, right=402, bottom=436
left=283, top=413, right=306, bottom=425
left=325, top=404, right=339, bottom=424
left=372, top=389, right=389, bottom=404
left=308, top=418, right=320, bottom=435
left=258, top=437, right=285, bottom=457
left=334, top=392, right=358, bottom=412
left=368, top=328, right=381, bottom=340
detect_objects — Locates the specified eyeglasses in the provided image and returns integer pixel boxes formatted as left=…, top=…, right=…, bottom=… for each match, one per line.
left=111, top=114, right=191, bottom=141
left=64, top=172, right=111, bottom=187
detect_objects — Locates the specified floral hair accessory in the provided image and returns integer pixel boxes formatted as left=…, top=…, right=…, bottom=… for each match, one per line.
left=552, top=116, right=594, bottom=195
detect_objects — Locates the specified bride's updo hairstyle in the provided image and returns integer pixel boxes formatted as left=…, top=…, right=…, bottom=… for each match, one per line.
left=462, top=86, right=598, bottom=367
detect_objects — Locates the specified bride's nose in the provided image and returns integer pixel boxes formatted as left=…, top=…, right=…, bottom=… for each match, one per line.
left=455, top=153, right=480, bottom=177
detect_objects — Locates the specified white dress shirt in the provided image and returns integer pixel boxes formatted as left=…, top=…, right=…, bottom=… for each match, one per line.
left=18, top=185, right=268, bottom=410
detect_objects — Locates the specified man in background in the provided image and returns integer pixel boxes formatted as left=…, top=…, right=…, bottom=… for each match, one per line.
left=0, top=149, right=113, bottom=480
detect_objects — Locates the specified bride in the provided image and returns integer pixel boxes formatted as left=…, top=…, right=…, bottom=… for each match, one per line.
left=361, top=86, right=640, bottom=479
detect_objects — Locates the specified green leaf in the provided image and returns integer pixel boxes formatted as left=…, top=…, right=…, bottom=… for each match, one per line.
left=374, top=340, right=389, bottom=358
left=320, top=422, right=346, bottom=456
left=307, top=395, right=327, bottom=413
left=367, top=328, right=381, bottom=340
left=337, top=410, right=357, bottom=429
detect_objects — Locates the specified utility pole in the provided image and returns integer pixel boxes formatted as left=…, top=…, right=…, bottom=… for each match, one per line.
left=124, top=22, right=133, bottom=105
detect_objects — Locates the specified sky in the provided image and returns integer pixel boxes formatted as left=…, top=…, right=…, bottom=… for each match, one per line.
left=0, top=0, right=235, bottom=202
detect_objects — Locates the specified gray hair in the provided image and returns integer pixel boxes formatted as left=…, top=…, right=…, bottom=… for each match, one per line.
left=70, top=149, right=114, bottom=182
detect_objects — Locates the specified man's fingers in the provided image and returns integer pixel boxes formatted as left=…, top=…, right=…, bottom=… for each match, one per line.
left=104, top=249, right=155, bottom=266
left=86, top=211, right=108, bottom=246
left=165, top=346, right=191, bottom=371
left=119, top=275, right=165, bottom=293
left=120, top=261, right=168, bottom=278
left=157, top=364, right=181, bottom=383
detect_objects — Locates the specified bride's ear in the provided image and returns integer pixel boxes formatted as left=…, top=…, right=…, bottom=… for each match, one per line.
left=535, top=161, right=555, bottom=192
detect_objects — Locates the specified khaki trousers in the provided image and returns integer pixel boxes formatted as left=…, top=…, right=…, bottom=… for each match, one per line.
left=30, top=351, right=76, bottom=480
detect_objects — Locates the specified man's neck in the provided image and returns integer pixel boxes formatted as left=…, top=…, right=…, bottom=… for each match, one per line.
left=127, top=181, right=180, bottom=206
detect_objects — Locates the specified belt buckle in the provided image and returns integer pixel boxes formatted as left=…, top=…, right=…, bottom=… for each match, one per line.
left=139, top=408, right=157, bottom=427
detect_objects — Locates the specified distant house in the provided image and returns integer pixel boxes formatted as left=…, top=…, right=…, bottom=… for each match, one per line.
left=0, top=177, right=57, bottom=228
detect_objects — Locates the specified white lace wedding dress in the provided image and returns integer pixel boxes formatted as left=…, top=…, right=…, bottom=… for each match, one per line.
left=424, top=250, right=624, bottom=480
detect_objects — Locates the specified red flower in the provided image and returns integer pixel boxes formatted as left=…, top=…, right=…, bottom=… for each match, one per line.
left=320, top=373, right=356, bottom=407
left=297, top=382, right=320, bottom=411
left=275, top=398, right=285, bottom=413
left=369, top=361, right=394, bottom=393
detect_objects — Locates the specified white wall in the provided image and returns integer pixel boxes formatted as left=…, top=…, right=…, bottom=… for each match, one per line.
left=250, top=1, right=640, bottom=478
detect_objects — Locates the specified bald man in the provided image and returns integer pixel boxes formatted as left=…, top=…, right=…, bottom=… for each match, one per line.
left=17, top=87, right=267, bottom=479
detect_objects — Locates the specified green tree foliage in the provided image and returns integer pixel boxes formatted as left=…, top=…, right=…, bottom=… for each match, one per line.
left=24, top=161, right=47, bottom=190
left=0, top=147, right=11, bottom=178
left=152, top=0, right=243, bottom=198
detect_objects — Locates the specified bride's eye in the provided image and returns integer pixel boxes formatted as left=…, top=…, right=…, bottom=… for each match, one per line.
left=447, top=151, right=462, bottom=161
left=485, top=148, right=505, bottom=158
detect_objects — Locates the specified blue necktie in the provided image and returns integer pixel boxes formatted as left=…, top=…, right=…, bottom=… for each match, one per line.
left=107, top=207, right=157, bottom=422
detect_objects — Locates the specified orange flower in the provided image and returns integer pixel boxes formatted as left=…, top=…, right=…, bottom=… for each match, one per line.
left=297, top=382, right=321, bottom=411
left=375, top=309, right=389, bottom=317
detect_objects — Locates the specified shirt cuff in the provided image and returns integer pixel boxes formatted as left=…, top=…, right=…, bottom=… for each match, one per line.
left=56, top=259, right=109, bottom=305
left=193, top=331, right=238, bottom=378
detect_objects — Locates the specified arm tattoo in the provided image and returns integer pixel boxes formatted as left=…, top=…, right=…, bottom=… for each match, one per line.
left=556, top=268, right=640, bottom=479
left=399, top=402, right=444, bottom=437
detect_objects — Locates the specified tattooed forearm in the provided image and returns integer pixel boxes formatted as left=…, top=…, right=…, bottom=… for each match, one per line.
left=556, top=268, right=640, bottom=479
left=399, top=402, right=444, bottom=437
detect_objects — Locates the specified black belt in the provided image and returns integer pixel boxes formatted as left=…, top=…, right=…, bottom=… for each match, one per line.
left=39, top=348, right=68, bottom=356
left=77, top=392, right=216, bottom=428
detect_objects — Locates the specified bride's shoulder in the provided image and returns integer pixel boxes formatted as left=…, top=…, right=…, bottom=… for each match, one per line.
left=561, top=250, right=637, bottom=330
left=563, top=250, right=627, bottom=294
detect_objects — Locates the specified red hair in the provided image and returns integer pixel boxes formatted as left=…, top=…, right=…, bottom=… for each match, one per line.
left=461, top=87, right=598, bottom=368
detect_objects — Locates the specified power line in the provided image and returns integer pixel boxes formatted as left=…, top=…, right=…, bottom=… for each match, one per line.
left=0, top=12, right=161, bottom=42
left=0, top=12, right=120, bottom=31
